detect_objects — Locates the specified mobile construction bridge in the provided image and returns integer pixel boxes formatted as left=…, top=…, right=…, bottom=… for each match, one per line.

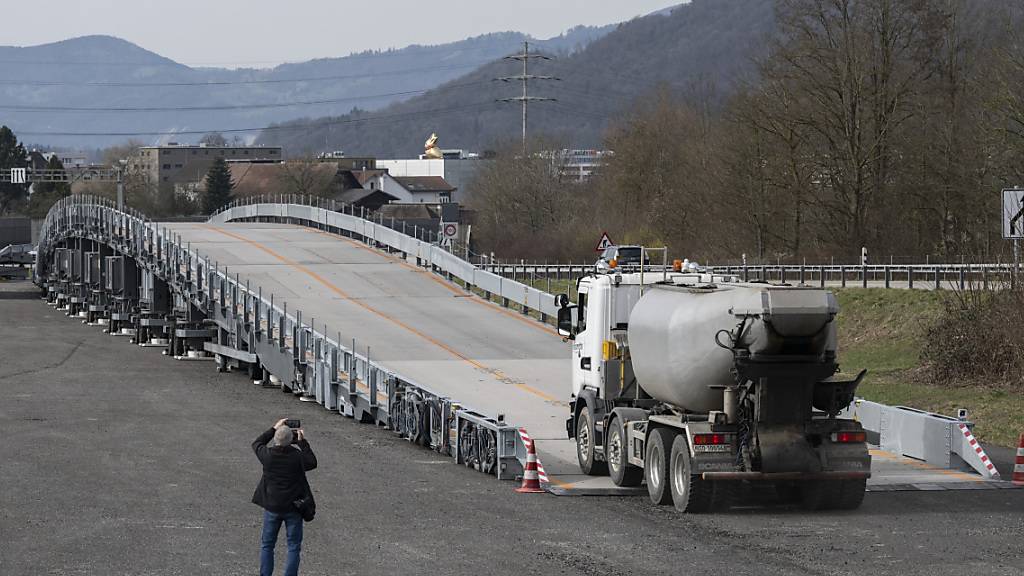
left=31, top=195, right=1015, bottom=496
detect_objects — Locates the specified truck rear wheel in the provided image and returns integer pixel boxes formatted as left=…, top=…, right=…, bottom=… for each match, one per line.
left=607, top=417, right=642, bottom=487
left=576, top=405, right=607, bottom=476
left=669, top=435, right=717, bottom=513
left=645, top=428, right=675, bottom=505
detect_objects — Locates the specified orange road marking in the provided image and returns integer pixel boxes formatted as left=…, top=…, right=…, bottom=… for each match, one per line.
left=202, top=224, right=565, bottom=406
left=545, top=476, right=573, bottom=488
left=300, top=225, right=565, bottom=338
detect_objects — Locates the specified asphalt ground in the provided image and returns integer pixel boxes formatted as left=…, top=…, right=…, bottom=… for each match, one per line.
left=2, top=280, right=1023, bottom=576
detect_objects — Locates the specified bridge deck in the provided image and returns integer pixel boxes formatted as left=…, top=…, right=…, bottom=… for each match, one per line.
left=166, top=222, right=599, bottom=488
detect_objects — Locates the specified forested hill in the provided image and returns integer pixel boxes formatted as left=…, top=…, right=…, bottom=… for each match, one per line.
left=0, top=26, right=612, bottom=148
left=256, top=0, right=776, bottom=157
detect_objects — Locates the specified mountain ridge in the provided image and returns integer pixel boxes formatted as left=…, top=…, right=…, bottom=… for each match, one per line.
left=0, top=25, right=617, bottom=148
left=255, top=0, right=775, bottom=157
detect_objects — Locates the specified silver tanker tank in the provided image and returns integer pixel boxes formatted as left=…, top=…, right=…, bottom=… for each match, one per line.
left=626, top=282, right=839, bottom=413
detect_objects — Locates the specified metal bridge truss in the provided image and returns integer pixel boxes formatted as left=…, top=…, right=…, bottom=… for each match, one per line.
left=33, top=194, right=551, bottom=482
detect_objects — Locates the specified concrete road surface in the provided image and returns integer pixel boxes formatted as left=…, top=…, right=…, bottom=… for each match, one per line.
left=2, top=281, right=1023, bottom=576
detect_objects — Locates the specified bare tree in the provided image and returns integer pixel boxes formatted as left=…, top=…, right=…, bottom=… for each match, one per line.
left=199, top=132, right=229, bottom=147
left=469, top=139, right=588, bottom=259
left=768, top=0, right=945, bottom=257
left=276, top=160, right=338, bottom=198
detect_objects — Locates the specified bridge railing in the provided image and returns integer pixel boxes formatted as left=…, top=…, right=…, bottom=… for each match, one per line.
left=210, top=194, right=563, bottom=321
left=479, top=262, right=1020, bottom=291
left=36, top=195, right=525, bottom=480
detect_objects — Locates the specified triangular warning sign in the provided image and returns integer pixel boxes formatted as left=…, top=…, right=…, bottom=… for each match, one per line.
left=595, top=232, right=614, bottom=252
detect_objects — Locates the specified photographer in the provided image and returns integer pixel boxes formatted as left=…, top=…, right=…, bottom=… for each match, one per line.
left=252, top=418, right=317, bottom=576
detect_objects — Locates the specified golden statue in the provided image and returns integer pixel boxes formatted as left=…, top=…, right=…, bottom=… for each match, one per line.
left=424, top=133, right=443, bottom=159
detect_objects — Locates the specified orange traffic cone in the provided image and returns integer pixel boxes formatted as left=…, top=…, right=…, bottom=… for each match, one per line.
left=1012, top=434, right=1024, bottom=486
left=515, top=438, right=545, bottom=493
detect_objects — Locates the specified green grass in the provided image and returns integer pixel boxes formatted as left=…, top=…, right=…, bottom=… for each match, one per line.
left=856, top=375, right=1024, bottom=448
left=835, top=289, right=1023, bottom=447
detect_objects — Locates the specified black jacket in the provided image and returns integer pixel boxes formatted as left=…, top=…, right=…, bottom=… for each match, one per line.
left=251, top=427, right=317, bottom=513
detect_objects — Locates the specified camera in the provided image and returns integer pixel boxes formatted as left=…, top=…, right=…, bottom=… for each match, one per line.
left=285, top=419, right=301, bottom=443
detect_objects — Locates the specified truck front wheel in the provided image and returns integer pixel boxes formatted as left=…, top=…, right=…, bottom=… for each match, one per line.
left=645, top=428, right=675, bottom=505
left=576, top=405, right=607, bottom=476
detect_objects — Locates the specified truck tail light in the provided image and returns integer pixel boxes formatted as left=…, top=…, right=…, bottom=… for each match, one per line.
left=692, top=433, right=728, bottom=445
left=831, top=430, right=866, bottom=443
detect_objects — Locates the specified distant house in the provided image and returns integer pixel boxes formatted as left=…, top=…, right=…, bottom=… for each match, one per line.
left=27, top=151, right=49, bottom=172
left=333, top=188, right=399, bottom=212
left=336, top=169, right=457, bottom=207
left=377, top=156, right=489, bottom=203
left=391, top=176, right=455, bottom=204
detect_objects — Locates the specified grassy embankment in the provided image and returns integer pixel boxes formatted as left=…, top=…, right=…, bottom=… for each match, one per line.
left=835, top=289, right=1023, bottom=447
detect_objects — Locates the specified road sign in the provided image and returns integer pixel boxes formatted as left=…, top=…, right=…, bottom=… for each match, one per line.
left=595, top=231, right=614, bottom=253
left=10, top=168, right=27, bottom=184
left=442, top=222, right=459, bottom=240
left=1002, top=188, right=1024, bottom=239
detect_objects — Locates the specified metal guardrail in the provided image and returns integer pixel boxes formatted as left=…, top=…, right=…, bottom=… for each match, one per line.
left=210, top=195, right=563, bottom=320
left=843, top=400, right=1001, bottom=480
left=480, top=262, right=1021, bottom=290
left=706, top=264, right=1017, bottom=290
left=34, top=195, right=530, bottom=481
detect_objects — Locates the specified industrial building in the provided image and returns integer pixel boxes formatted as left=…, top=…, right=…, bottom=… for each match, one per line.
left=127, top=144, right=283, bottom=189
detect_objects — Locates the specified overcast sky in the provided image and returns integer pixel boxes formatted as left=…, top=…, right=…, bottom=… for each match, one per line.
left=2, top=1, right=683, bottom=68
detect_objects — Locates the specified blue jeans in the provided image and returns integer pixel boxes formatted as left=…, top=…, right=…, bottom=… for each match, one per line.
left=260, top=509, right=303, bottom=576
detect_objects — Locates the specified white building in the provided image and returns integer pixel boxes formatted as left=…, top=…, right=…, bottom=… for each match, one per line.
left=375, top=157, right=490, bottom=204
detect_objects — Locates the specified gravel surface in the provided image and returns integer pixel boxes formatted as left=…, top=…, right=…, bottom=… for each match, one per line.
left=2, top=281, right=1022, bottom=576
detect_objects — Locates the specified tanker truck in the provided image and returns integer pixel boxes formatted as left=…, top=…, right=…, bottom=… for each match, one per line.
left=555, top=265, right=870, bottom=512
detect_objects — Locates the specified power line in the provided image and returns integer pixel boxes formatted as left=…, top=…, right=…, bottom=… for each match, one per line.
left=0, top=62, right=489, bottom=88
left=0, top=41, right=533, bottom=68
left=12, top=101, right=502, bottom=137
left=495, top=41, right=558, bottom=155
left=0, top=81, right=487, bottom=113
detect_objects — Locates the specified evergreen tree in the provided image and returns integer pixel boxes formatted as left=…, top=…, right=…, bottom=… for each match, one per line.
left=28, top=156, right=71, bottom=218
left=0, top=126, right=29, bottom=215
left=202, top=157, right=234, bottom=214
